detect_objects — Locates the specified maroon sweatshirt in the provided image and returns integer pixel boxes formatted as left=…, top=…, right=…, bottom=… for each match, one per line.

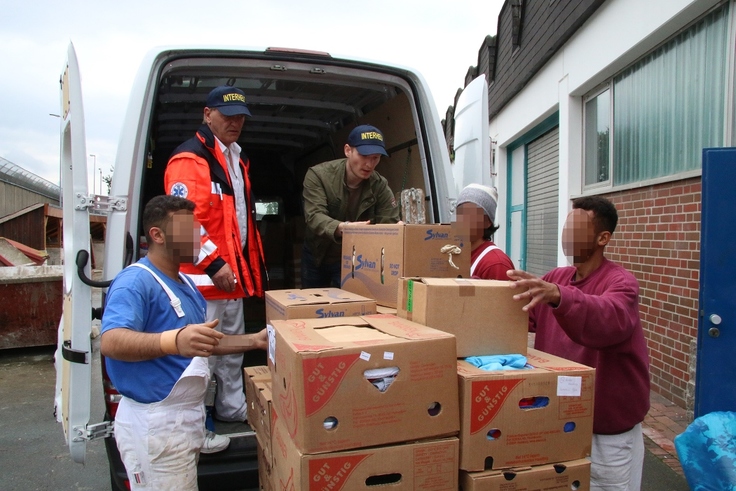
left=530, top=258, right=650, bottom=435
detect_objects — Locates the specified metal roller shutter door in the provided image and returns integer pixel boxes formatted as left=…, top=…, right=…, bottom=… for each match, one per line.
left=526, top=126, right=559, bottom=277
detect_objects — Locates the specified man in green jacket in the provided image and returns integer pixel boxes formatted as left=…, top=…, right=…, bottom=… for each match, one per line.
left=302, top=124, right=400, bottom=288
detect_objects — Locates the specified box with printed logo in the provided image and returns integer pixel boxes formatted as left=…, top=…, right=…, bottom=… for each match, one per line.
left=271, top=408, right=459, bottom=491
left=457, top=348, right=595, bottom=471
left=268, top=314, right=459, bottom=454
left=341, top=224, right=469, bottom=308
left=397, top=277, right=528, bottom=357
left=265, top=288, right=376, bottom=323
left=460, top=458, right=591, bottom=491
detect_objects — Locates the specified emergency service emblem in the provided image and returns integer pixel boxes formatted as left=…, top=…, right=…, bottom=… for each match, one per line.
left=170, top=182, right=188, bottom=198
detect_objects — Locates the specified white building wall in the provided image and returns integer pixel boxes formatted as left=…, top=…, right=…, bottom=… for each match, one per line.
left=491, top=0, right=723, bottom=266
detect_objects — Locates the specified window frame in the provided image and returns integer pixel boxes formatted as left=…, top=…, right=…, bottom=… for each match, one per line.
left=581, top=1, right=732, bottom=193
left=582, top=83, right=613, bottom=190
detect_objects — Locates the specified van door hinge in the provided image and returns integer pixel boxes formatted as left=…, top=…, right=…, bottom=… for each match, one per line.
left=74, top=194, right=128, bottom=212
left=72, top=421, right=114, bottom=442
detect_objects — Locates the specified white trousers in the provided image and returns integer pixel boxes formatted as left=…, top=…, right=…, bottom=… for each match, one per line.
left=590, top=423, right=645, bottom=491
left=206, top=298, right=247, bottom=421
left=115, top=357, right=209, bottom=490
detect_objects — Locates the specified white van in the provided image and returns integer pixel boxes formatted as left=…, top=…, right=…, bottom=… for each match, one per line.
left=56, top=42, right=489, bottom=490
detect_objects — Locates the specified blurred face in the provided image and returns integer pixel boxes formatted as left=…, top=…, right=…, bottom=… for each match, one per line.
left=455, top=202, right=489, bottom=243
left=205, top=107, right=245, bottom=146
left=561, top=208, right=598, bottom=265
left=164, top=210, right=201, bottom=264
left=344, top=145, right=381, bottom=182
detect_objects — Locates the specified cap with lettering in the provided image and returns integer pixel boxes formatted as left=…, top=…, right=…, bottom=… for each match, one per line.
left=347, top=125, right=389, bottom=156
left=205, top=86, right=252, bottom=117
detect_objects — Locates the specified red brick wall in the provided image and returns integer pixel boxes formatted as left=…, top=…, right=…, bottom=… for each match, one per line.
left=603, top=177, right=701, bottom=408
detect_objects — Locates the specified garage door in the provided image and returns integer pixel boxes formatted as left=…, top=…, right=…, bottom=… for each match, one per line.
left=525, top=126, right=559, bottom=277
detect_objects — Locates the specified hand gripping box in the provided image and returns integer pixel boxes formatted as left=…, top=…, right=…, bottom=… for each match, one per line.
left=341, top=224, right=469, bottom=308
left=460, top=459, right=591, bottom=491
left=457, top=349, right=595, bottom=471
left=397, top=277, right=529, bottom=357
left=271, top=409, right=460, bottom=491
left=265, top=288, right=376, bottom=322
left=268, top=314, right=459, bottom=454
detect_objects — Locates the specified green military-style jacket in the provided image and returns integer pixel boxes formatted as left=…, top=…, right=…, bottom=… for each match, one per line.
left=303, top=158, right=400, bottom=267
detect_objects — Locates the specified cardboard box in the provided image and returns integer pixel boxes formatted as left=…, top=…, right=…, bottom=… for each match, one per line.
left=341, top=224, right=469, bottom=307
left=268, top=314, right=459, bottom=454
left=460, top=459, right=591, bottom=491
left=257, top=438, right=274, bottom=491
left=457, top=349, right=595, bottom=471
left=245, top=365, right=272, bottom=427
left=376, top=305, right=397, bottom=315
left=252, top=380, right=274, bottom=460
left=271, top=411, right=459, bottom=491
left=397, top=277, right=528, bottom=357
left=265, top=288, right=376, bottom=322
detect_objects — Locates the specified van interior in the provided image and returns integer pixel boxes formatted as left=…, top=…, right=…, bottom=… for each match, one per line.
left=137, top=49, right=439, bottom=341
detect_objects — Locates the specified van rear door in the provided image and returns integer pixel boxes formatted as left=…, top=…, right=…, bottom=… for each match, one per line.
left=54, top=42, right=94, bottom=464
left=452, top=75, right=491, bottom=193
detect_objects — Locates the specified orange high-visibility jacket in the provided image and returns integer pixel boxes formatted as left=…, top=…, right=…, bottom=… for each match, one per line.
left=164, top=125, right=266, bottom=300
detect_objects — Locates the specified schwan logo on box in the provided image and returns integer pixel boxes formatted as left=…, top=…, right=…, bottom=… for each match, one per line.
left=424, top=229, right=449, bottom=241
left=354, top=254, right=377, bottom=271
left=315, top=308, right=346, bottom=318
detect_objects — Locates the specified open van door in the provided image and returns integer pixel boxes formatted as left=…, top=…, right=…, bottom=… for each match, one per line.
left=54, top=42, right=95, bottom=464
left=452, top=75, right=491, bottom=194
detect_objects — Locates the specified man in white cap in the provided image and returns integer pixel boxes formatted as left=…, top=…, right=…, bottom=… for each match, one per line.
left=455, top=183, right=514, bottom=280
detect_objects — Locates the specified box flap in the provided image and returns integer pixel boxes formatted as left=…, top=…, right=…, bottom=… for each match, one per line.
left=526, top=348, right=594, bottom=372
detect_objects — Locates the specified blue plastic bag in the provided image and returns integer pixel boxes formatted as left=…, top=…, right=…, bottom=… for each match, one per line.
left=674, top=411, right=736, bottom=491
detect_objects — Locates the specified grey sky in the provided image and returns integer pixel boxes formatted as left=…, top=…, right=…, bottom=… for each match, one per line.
left=0, top=0, right=503, bottom=189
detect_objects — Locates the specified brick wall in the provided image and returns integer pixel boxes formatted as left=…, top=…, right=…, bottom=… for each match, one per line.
left=603, top=177, right=701, bottom=408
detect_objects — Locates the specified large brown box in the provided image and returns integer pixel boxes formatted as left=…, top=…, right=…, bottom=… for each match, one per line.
left=458, top=349, right=595, bottom=471
left=265, top=288, right=376, bottom=322
left=341, top=224, right=469, bottom=307
left=271, top=410, right=460, bottom=491
left=268, top=314, right=459, bottom=454
left=460, top=459, right=591, bottom=491
left=397, top=277, right=528, bottom=357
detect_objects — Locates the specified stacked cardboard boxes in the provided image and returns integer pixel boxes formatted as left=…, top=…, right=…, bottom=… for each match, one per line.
left=393, top=276, right=594, bottom=487
left=265, top=314, right=461, bottom=490
left=245, top=366, right=275, bottom=491
left=340, top=224, right=469, bottom=307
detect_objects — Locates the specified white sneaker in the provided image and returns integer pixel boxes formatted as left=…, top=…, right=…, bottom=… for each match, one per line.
left=201, top=430, right=230, bottom=454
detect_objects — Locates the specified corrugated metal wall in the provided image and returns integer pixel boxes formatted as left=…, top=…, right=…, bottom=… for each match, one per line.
left=0, top=181, right=59, bottom=218
left=525, top=126, right=559, bottom=277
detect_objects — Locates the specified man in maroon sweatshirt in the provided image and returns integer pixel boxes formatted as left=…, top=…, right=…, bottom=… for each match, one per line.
left=508, top=196, right=650, bottom=491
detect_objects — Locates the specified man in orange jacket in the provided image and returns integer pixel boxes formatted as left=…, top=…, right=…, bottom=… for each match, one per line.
left=165, top=86, right=267, bottom=437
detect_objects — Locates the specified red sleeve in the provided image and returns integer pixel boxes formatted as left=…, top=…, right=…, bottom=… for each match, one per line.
left=552, top=270, right=640, bottom=349
left=164, top=153, right=221, bottom=272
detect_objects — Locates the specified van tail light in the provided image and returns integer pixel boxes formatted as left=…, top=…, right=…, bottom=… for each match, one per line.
left=100, top=355, right=121, bottom=419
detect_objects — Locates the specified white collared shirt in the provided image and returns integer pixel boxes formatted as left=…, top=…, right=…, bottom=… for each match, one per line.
left=216, top=138, right=248, bottom=247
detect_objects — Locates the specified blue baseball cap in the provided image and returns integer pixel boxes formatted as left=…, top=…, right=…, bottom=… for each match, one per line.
left=347, top=125, right=388, bottom=156
left=205, top=86, right=252, bottom=117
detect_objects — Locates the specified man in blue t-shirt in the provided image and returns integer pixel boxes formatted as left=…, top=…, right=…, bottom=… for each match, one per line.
left=100, top=195, right=267, bottom=491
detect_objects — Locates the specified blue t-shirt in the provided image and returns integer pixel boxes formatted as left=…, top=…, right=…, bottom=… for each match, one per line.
left=101, top=256, right=207, bottom=403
